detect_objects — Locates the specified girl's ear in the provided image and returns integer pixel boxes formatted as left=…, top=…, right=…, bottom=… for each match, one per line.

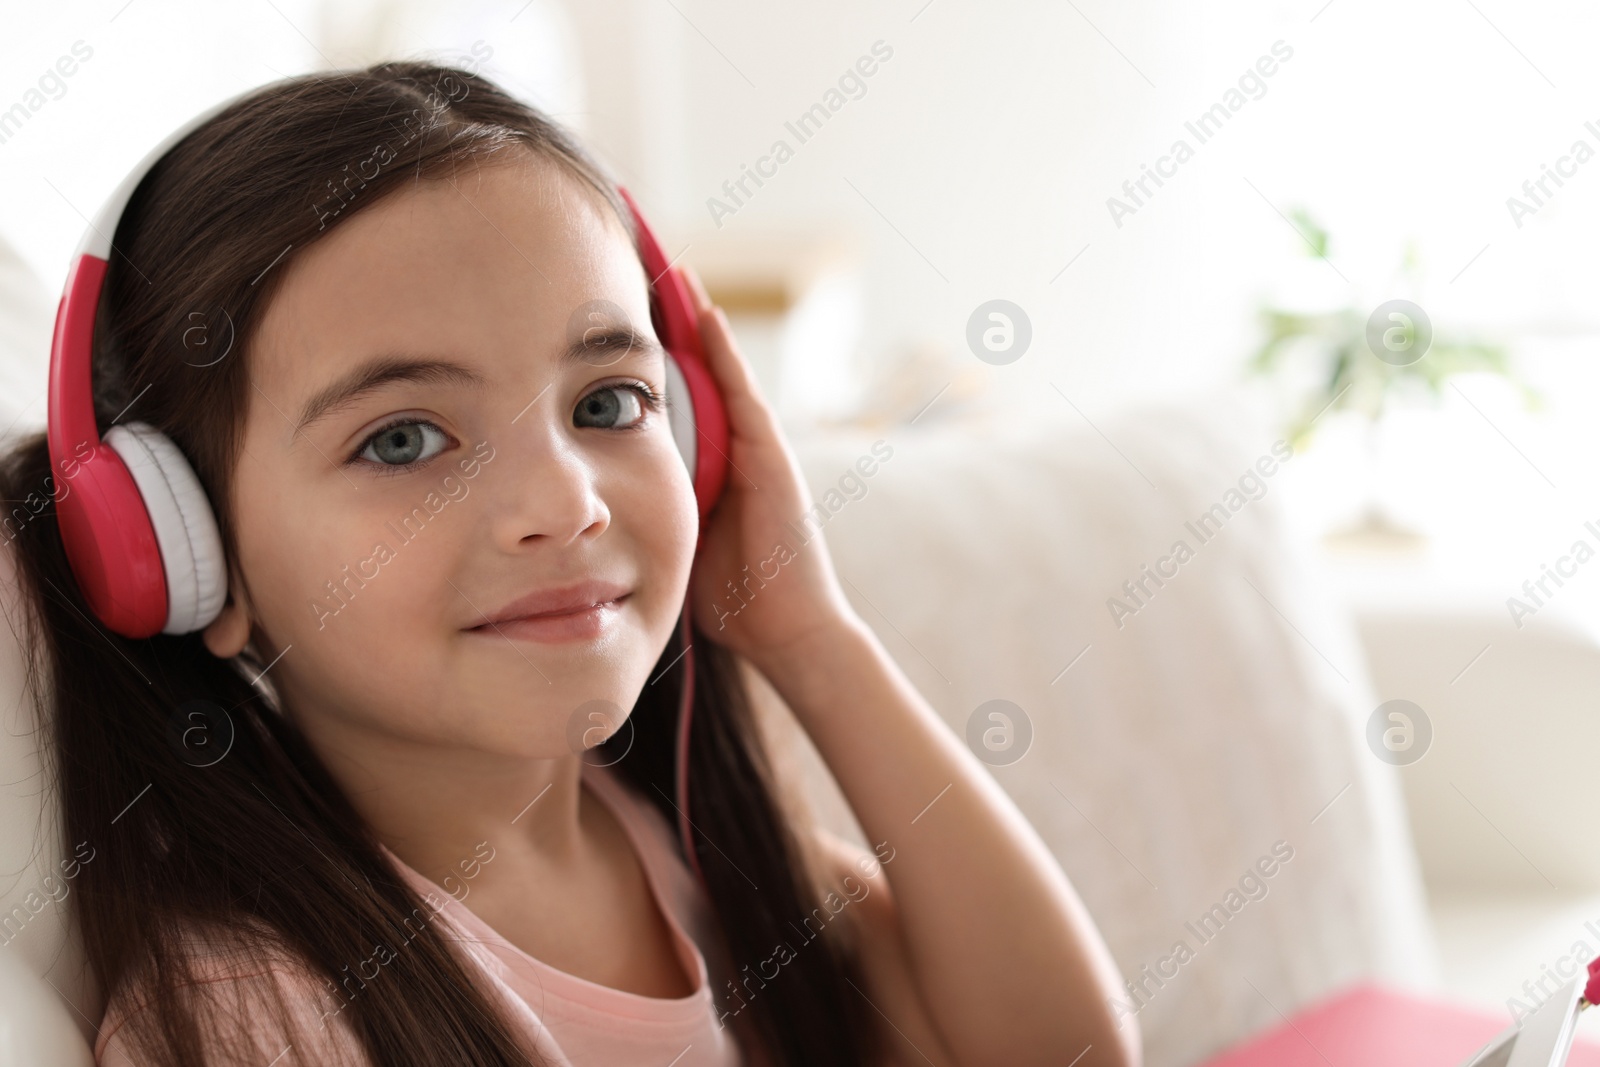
left=202, top=568, right=252, bottom=658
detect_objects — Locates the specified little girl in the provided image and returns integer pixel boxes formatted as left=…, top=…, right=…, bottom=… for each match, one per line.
left=0, top=60, right=1135, bottom=1067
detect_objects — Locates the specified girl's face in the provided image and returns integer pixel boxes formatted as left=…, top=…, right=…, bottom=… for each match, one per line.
left=215, top=155, right=698, bottom=763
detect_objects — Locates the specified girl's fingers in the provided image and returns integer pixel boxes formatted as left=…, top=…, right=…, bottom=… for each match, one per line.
left=697, top=307, right=752, bottom=415
left=676, top=265, right=794, bottom=485
left=698, top=302, right=759, bottom=412
left=682, top=263, right=712, bottom=314
left=684, top=280, right=785, bottom=456
left=680, top=268, right=753, bottom=403
left=679, top=266, right=748, bottom=400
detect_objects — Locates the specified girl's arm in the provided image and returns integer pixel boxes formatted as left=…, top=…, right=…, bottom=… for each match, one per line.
left=678, top=268, right=1138, bottom=1067
left=758, top=616, right=1138, bottom=1067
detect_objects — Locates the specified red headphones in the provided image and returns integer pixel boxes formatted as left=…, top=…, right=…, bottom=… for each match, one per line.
left=47, top=98, right=729, bottom=639
left=45, top=89, right=728, bottom=876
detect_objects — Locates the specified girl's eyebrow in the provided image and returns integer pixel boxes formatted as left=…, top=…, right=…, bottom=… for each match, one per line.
left=295, top=356, right=487, bottom=435
left=565, top=325, right=667, bottom=369
left=292, top=329, right=665, bottom=435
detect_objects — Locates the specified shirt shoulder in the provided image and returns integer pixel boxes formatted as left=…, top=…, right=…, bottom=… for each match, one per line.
left=95, top=921, right=370, bottom=1067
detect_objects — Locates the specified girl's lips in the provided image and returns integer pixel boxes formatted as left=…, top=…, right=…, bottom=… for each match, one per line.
left=467, top=595, right=628, bottom=643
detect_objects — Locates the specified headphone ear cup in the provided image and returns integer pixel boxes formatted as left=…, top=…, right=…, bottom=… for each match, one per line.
left=104, top=422, right=226, bottom=634
left=662, top=352, right=698, bottom=485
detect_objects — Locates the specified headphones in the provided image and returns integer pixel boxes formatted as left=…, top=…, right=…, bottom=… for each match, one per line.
left=46, top=86, right=728, bottom=876
left=47, top=93, right=729, bottom=639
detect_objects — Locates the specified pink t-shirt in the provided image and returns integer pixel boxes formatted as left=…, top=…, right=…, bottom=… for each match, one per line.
left=94, top=761, right=748, bottom=1066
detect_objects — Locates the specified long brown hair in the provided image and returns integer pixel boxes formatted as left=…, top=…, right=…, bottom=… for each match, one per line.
left=0, top=60, right=880, bottom=1066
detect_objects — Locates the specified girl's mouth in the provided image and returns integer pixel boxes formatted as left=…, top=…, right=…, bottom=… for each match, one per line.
left=465, top=594, right=630, bottom=644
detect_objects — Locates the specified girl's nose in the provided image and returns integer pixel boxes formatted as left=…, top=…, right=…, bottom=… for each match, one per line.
left=485, top=430, right=611, bottom=553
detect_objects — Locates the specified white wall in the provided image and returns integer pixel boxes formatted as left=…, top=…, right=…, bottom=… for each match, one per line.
left=557, top=0, right=1600, bottom=428
left=8, top=1, right=1600, bottom=425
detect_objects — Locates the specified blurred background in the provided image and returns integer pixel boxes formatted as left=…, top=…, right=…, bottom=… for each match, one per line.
left=6, top=1, right=1600, bottom=1064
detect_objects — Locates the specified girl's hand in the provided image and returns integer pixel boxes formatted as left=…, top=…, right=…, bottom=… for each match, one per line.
left=676, top=265, right=860, bottom=672
left=675, top=271, right=1136, bottom=1067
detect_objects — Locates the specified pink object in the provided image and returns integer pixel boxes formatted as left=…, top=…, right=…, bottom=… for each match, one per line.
left=616, top=185, right=725, bottom=888
left=616, top=185, right=729, bottom=533
left=94, top=761, right=747, bottom=1066
left=42, top=85, right=730, bottom=643
left=48, top=254, right=170, bottom=637
left=1586, top=956, right=1600, bottom=1007
left=1198, top=983, right=1600, bottom=1067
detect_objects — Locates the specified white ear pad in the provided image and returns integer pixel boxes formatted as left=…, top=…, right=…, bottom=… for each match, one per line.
left=663, top=353, right=698, bottom=482
left=105, top=422, right=227, bottom=634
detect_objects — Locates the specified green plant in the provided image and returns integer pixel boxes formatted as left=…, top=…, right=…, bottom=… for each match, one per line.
left=1247, top=210, right=1536, bottom=451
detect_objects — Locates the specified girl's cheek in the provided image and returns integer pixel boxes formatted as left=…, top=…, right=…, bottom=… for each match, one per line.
left=295, top=534, right=441, bottom=640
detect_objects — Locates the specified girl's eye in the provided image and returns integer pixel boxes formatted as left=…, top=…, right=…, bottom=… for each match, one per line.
left=355, top=420, right=450, bottom=469
left=574, top=383, right=662, bottom=431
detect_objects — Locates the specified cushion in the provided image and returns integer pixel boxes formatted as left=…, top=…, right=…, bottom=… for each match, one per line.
left=767, top=396, right=1440, bottom=1067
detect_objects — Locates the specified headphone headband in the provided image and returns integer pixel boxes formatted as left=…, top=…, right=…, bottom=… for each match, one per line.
left=75, top=92, right=251, bottom=263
